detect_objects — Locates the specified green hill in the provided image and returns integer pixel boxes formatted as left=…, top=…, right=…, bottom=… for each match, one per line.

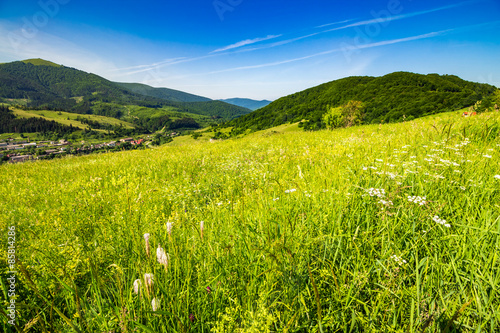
left=116, top=82, right=212, bottom=103
left=0, top=60, right=164, bottom=112
left=0, top=59, right=251, bottom=122
left=228, top=72, right=498, bottom=133
left=176, top=100, right=252, bottom=119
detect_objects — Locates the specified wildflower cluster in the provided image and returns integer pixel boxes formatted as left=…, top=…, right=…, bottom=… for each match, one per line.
left=378, top=199, right=393, bottom=207
left=390, top=255, right=407, bottom=266
left=432, top=216, right=450, bottom=228
left=407, top=195, right=427, bottom=205
left=366, top=188, right=385, bottom=198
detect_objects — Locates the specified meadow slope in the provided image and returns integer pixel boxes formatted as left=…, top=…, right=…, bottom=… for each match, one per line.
left=1, top=111, right=500, bottom=332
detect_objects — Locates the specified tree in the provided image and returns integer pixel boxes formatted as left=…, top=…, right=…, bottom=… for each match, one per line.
left=322, top=106, right=343, bottom=130
left=342, top=100, right=364, bottom=127
left=322, top=101, right=365, bottom=129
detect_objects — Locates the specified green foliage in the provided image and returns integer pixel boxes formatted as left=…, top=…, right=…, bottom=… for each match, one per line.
left=0, top=105, right=78, bottom=134
left=168, top=117, right=200, bottom=130
left=322, top=106, right=343, bottom=130
left=228, top=72, right=497, bottom=133
left=321, top=101, right=365, bottom=130
left=116, top=82, right=211, bottom=103
left=151, top=132, right=173, bottom=146
left=178, top=101, right=251, bottom=120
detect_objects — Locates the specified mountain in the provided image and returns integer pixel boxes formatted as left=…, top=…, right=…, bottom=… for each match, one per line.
left=219, top=98, right=272, bottom=111
left=228, top=72, right=499, bottom=133
left=0, top=59, right=250, bottom=121
left=0, top=60, right=165, bottom=112
left=116, top=82, right=212, bottom=103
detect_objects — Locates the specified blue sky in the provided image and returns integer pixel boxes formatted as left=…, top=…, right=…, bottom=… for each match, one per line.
left=0, top=0, right=499, bottom=100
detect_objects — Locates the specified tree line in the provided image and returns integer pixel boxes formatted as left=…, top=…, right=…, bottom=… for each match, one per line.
left=0, top=105, right=77, bottom=134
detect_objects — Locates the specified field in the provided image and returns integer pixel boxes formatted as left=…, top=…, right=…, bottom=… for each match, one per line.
left=12, top=108, right=136, bottom=130
left=1, top=110, right=500, bottom=332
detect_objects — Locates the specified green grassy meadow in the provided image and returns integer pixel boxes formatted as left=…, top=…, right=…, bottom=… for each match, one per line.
left=12, top=108, right=136, bottom=130
left=1, top=111, right=500, bottom=332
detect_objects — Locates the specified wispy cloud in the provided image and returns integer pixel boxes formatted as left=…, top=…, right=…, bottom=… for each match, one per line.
left=210, top=34, right=282, bottom=53
left=111, top=58, right=187, bottom=72
left=224, top=2, right=470, bottom=54
left=194, top=30, right=449, bottom=76
left=325, top=2, right=471, bottom=32
left=316, top=19, right=356, bottom=29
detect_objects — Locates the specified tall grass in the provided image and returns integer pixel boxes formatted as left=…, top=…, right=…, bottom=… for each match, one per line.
left=1, top=111, right=499, bottom=332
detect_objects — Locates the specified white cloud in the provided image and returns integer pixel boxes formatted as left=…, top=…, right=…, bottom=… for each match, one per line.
left=325, top=2, right=472, bottom=33
left=316, top=19, right=356, bottom=29
left=191, top=30, right=449, bottom=76
left=210, top=34, right=282, bottom=53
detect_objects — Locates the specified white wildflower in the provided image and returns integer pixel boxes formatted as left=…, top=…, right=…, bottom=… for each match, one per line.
left=156, top=245, right=169, bottom=266
left=144, top=233, right=150, bottom=257
left=152, top=298, right=160, bottom=311
left=378, top=199, right=393, bottom=207
left=494, top=175, right=500, bottom=180
left=166, top=222, right=173, bottom=236
left=144, top=273, right=154, bottom=295
left=133, top=279, right=141, bottom=294
left=390, top=255, right=407, bottom=266
left=366, top=188, right=385, bottom=198
left=432, top=216, right=450, bottom=228
left=408, top=196, right=426, bottom=205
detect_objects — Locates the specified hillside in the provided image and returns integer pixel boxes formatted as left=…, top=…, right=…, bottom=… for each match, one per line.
left=219, top=98, right=272, bottom=110
left=116, top=82, right=211, bottom=103
left=177, top=100, right=252, bottom=119
left=228, top=72, right=499, bottom=133
left=0, top=60, right=250, bottom=122
left=0, top=60, right=165, bottom=112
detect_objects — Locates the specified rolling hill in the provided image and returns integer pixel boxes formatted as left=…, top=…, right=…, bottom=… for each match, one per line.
left=219, top=98, right=272, bottom=110
left=0, top=59, right=250, bottom=122
left=228, top=72, right=499, bottom=133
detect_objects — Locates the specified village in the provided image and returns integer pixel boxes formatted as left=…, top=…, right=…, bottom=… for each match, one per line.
left=0, top=137, right=149, bottom=163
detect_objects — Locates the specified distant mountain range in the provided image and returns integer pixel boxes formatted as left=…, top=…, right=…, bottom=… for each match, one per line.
left=228, top=72, right=499, bottom=133
left=219, top=98, right=272, bottom=111
left=0, top=58, right=251, bottom=121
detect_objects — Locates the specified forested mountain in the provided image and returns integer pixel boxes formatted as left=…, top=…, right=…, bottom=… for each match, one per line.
left=177, top=101, right=252, bottom=119
left=219, top=98, right=272, bottom=110
left=116, top=82, right=211, bottom=103
left=228, top=72, right=498, bottom=133
left=0, top=60, right=163, bottom=111
left=0, top=60, right=250, bottom=121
